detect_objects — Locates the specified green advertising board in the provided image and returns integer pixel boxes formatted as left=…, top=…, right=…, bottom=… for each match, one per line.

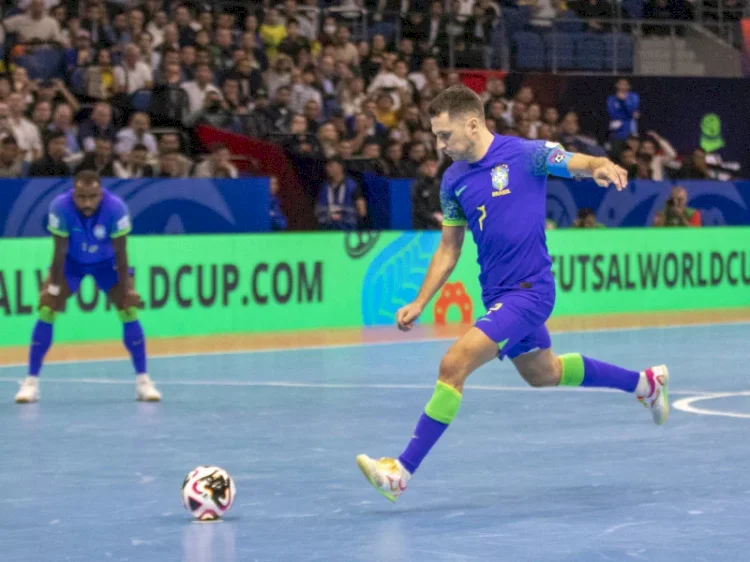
left=1, top=228, right=749, bottom=346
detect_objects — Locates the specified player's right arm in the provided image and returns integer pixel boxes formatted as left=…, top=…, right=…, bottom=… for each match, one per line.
left=43, top=201, right=70, bottom=309
left=397, top=178, right=466, bottom=332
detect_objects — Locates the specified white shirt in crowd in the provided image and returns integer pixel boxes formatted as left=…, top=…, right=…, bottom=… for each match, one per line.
left=181, top=81, right=222, bottom=114
left=115, top=128, right=158, bottom=156
left=114, top=61, right=153, bottom=95
left=11, top=117, right=42, bottom=162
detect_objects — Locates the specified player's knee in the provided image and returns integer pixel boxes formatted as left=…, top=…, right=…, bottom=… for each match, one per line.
left=438, top=351, right=470, bottom=387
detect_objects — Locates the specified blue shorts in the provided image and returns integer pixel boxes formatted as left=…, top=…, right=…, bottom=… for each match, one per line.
left=63, top=258, right=134, bottom=294
left=474, top=288, right=556, bottom=360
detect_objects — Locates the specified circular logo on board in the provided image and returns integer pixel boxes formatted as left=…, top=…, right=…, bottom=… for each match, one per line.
left=93, top=225, right=106, bottom=240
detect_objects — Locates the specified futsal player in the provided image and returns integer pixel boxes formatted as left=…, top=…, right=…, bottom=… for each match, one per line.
left=357, top=85, right=669, bottom=501
left=14, top=170, right=162, bottom=403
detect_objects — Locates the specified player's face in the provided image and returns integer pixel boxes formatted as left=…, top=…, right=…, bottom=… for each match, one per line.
left=431, top=111, right=476, bottom=162
left=74, top=182, right=103, bottom=216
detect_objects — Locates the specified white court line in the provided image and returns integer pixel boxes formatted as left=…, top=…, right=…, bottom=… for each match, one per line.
left=673, top=392, right=750, bottom=419
left=0, top=376, right=724, bottom=397
left=0, top=318, right=749, bottom=371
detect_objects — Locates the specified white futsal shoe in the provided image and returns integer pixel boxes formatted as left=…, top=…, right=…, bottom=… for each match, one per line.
left=356, top=454, right=411, bottom=502
left=15, top=376, right=40, bottom=404
left=136, top=374, right=162, bottom=402
left=636, top=365, right=669, bottom=425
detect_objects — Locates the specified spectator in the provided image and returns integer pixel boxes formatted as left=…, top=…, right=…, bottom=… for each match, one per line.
left=8, top=93, right=42, bottom=163
left=278, top=19, right=310, bottom=62
left=638, top=132, right=678, bottom=181
left=27, top=130, right=71, bottom=177
left=635, top=153, right=653, bottom=179
left=317, top=122, right=340, bottom=159
left=158, top=133, right=194, bottom=176
left=155, top=150, right=184, bottom=177
left=678, top=148, right=713, bottom=180
left=618, top=146, right=638, bottom=177
left=115, top=43, right=154, bottom=95
left=225, top=56, right=264, bottom=101
left=31, top=101, right=53, bottom=132
left=653, top=186, right=702, bottom=227
left=383, top=141, right=413, bottom=178
left=373, top=92, right=400, bottom=129
left=290, top=65, right=323, bottom=114
left=281, top=0, right=316, bottom=40
left=4, top=0, right=64, bottom=44
left=411, top=153, right=442, bottom=229
left=573, top=208, right=606, bottom=228
left=606, top=79, right=640, bottom=144
left=76, top=136, right=116, bottom=176
left=115, top=112, right=158, bottom=157
left=558, top=111, right=606, bottom=156
left=79, top=102, right=116, bottom=153
left=193, top=143, right=239, bottom=178
left=80, top=2, right=115, bottom=49
left=259, top=8, right=287, bottom=62
left=85, top=48, right=117, bottom=100
left=269, top=176, right=288, bottom=231
left=174, top=4, right=197, bottom=47
left=181, top=63, right=222, bottom=114
left=0, top=137, right=24, bottom=177
left=334, top=26, right=360, bottom=67
left=211, top=28, right=236, bottom=76
left=315, top=157, right=365, bottom=230
left=264, top=54, right=294, bottom=98
left=114, top=143, right=156, bottom=178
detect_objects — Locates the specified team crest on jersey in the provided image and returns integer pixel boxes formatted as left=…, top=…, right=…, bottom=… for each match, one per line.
left=491, top=165, right=511, bottom=197
left=93, top=224, right=107, bottom=240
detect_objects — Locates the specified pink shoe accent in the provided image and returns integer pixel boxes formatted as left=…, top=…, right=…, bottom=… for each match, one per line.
left=637, top=368, right=656, bottom=400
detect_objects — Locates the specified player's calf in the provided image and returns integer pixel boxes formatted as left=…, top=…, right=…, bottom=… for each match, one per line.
left=117, top=305, right=161, bottom=402
left=512, top=349, right=562, bottom=387
left=17, top=305, right=58, bottom=403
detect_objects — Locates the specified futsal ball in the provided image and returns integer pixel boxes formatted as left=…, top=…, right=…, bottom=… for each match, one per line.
left=181, top=466, right=236, bottom=521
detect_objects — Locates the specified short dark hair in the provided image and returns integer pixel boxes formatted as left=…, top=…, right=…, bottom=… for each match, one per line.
left=75, top=170, right=101, bottom=187
left=428, top=85, right=485, bottom=119
left=46, top=130, right=66, bottom=145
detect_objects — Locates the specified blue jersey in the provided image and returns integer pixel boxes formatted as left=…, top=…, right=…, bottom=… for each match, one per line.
left=47, top=189, right=132, bottom=265
left=440, top=135, right=566, bottom=306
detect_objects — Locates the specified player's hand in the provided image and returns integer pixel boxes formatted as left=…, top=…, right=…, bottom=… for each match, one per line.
left=40, top=291, right=63, bottom=311
left=396, top=302, right=423, bottom=332
left=122, top=290, right=143, bottom=310
left=39, top=280, right=67, bottom=311
left=592, top=159, right=628, bottom=191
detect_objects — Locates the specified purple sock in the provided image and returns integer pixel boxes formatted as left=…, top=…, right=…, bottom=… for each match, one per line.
left=123, top=321, right=147, bottom=374
left=28, top=320, right=53, bottom=376
left=398, top=413, right=449, bottom=475
left=581, top=356, right=639, bottom=392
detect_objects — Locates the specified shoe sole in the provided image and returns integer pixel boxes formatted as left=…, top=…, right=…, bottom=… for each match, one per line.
left=356, top=454, right=397, bottom=503
left=15, top=397, right=38, bottom=404
left=137, top=397, right=161, bottom=402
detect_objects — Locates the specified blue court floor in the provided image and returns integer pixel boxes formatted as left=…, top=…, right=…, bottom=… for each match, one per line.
left=2, top=322, right=750, bottom=562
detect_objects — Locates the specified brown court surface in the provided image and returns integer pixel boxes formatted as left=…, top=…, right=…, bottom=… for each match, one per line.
left=2, top=308, right=749, bottom=366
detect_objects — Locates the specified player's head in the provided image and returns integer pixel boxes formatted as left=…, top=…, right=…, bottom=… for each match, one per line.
left=73, top=170, right=103, bottom=217
left=428, top=85, right=487, bottom=162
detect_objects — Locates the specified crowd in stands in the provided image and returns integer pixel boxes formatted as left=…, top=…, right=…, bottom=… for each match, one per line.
left=0, top=0, right=740, bottom=230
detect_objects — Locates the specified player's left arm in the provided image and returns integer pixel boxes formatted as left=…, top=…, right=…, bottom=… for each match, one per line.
left=111, top=234, right=142, bottom=311
left=540, top=142, right=628, bottom=191
left=110, top=205, right=139, bottom=310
